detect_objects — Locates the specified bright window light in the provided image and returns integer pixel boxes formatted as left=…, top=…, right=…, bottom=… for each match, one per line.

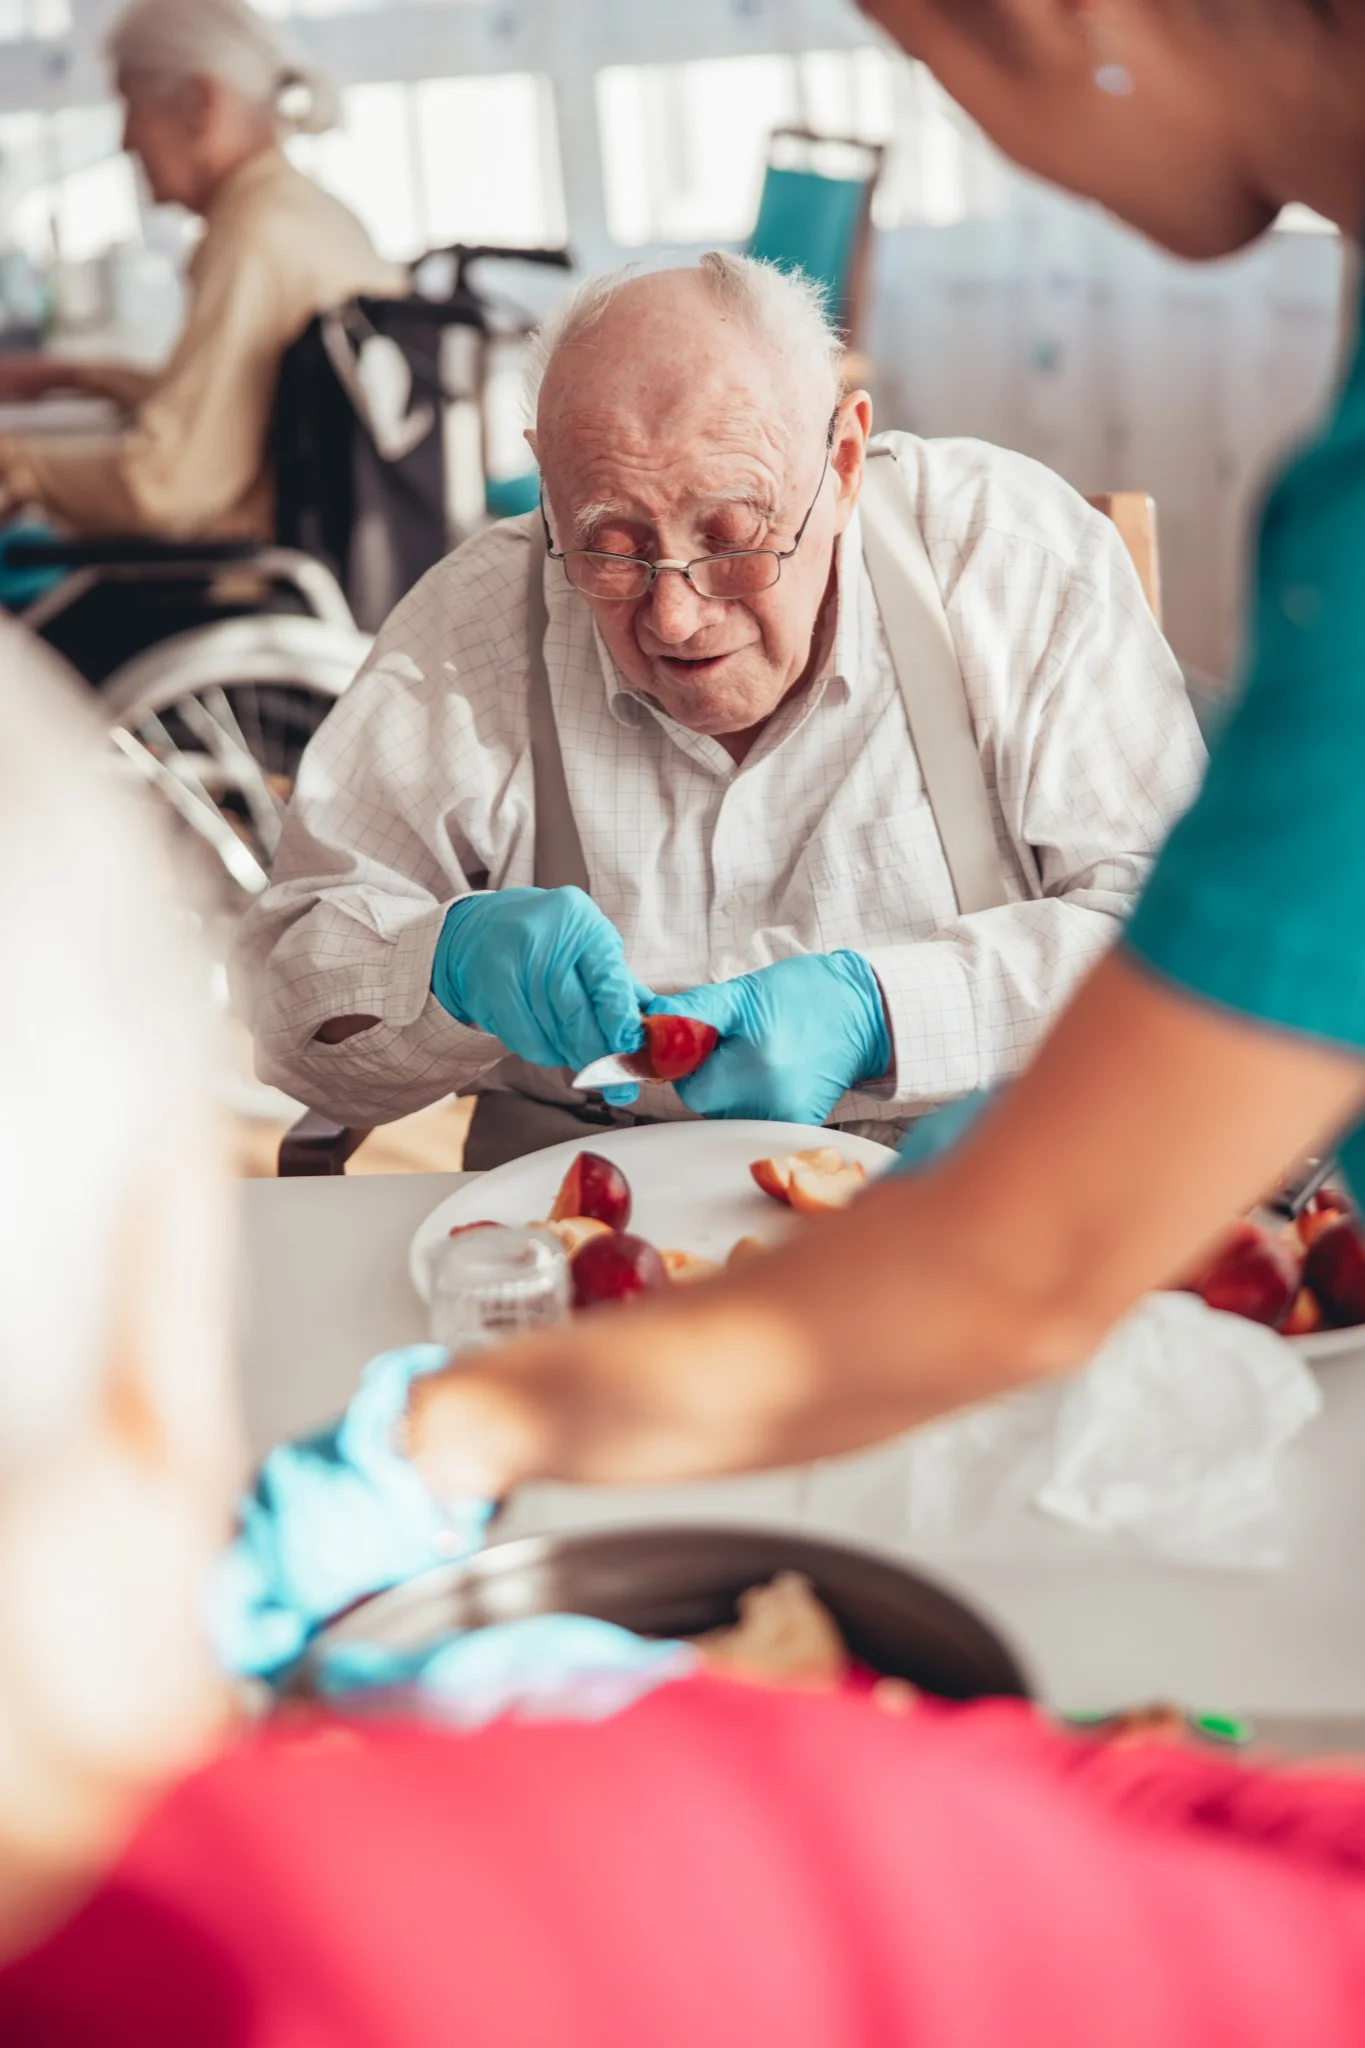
left=288, top=82, right=421, bottom=260
left=414, top=73, right=565, bottom=249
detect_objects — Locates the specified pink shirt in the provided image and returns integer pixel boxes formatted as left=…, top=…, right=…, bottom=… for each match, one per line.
left=4, top=1679, right=1365, bottom=2046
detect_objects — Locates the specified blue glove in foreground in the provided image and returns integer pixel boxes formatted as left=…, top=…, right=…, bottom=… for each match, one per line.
left=891, top=1089, right=997, bottom=1175
left=432, top=886, right=647, bottom=1107
left=653, top=952, right=892, bottom=1125
left=317, top=1616, right=697, bottom=1728
left=211, top=1345, right=493, bottom=1683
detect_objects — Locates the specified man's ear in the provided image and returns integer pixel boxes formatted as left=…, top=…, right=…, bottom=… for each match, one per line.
left=831, top=389, right=873, bottom=524
left=524, top=428, right=539, bottom=461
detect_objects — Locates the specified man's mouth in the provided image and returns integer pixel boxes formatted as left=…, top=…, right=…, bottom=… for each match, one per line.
left=656, top=651, right=734, bottom=675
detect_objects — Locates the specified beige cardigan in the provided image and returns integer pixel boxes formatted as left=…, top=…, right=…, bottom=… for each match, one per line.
left=4, top=150, right=405, bottom=539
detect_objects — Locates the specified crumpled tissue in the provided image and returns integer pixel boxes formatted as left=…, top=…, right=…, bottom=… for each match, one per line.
left=899, top=1292, right=1323, bottom=1570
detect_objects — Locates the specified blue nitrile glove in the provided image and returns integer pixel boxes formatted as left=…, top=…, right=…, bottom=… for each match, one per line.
left=210, top=1344, right=494, bottom=1684
left=891, top=1089, right=997, bottom=1176
left=317, top=1615, right=697, bottom=1727
left=432, top=886, right=646, bottom=1107
left=651, top=951, right=892, bottom=1124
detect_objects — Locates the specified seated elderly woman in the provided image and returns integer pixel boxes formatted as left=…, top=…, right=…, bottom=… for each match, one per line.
left=4, top=629, right=1365, bottom=2044
left=236, top=252, right=1203, bottom=1167
left=0, top=0, right=403, bottom=541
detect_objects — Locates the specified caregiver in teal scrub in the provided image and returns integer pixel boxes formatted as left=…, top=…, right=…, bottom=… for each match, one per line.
left=407, top=0, right=1365, bottom=1501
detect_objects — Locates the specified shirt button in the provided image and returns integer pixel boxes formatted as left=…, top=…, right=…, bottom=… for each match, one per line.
left=719, top=893, right=745, bottom=919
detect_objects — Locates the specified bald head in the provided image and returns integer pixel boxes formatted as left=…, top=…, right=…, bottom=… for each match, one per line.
left=528, top=256, right=870, bottom=758
left=535, top=263, right=840, bottom=476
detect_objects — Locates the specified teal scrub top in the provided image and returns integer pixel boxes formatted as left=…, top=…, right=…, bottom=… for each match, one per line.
left=1125, top=263, right=1365, bottom=1193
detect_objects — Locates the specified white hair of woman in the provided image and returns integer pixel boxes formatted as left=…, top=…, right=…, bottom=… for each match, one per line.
left=523, top=250, right=846, bottom=423
left=0, top=627, right=238, bottom=1953
left=107, top=0, right=339, bottom=136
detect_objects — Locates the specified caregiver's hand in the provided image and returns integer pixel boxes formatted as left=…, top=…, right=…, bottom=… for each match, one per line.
left=212, top=1344, right=493, bottom=1683
left=432, top=886, right=646, bottom=1105
left=652, top=952, right=891, bottom=1123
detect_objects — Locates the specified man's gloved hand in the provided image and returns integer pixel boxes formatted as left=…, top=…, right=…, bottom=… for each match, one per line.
left=211, top=1344, right=494, bottom=1684
left=650, top=951, right=892, bottom=1124
left=432, top=886, right=646, bottom=1107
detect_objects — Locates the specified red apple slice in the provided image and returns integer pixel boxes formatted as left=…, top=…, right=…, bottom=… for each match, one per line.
left=571, top=1229, right=668, bottom=1309
left=1283, top=1287, right=1324, bottom=1337
left=728, top=1236, right=767, bottom=1267
left=787, top=1155, right=869, bottom=1216
left=1304, top=1218, right=1365, bottom=1329
left=617, top=1013, right=720, bottom=1084
left=549, top=1150, right=632, bottom=1230
left=448, top=1220, right=498, bottom=1238
left=1185, top=1219, right=1300, bottom=1330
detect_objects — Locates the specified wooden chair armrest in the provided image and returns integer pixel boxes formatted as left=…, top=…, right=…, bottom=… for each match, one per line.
left=278, top=1110, right=373, bottom=1176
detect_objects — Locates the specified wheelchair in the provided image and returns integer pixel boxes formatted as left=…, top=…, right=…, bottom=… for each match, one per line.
left=7, top=243, right=572, bottom=914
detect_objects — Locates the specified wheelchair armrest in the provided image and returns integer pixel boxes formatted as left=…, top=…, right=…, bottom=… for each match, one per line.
left=5, top=536, right=265, bottom=571
left=278, top=1110, right=373, bottom=1177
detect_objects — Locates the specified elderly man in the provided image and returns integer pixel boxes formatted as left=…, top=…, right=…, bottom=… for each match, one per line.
left=236, top=252, right=1202, bottom=1165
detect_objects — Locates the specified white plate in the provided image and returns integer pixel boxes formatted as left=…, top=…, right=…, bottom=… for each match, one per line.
left=409, top=1120, right=894, bottom=1303
left=1290, top=1322, right=1365, bottom=1365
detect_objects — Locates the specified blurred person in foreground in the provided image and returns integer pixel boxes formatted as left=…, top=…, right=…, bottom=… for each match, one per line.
left=8, top=629, right=1365, bottom=2045
left=404, top=0, right=1365, bottom=1503
left=0, top=0, right=402, bottom=542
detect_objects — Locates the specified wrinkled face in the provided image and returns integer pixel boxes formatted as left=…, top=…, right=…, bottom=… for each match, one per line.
left=858, top=1, right=1286, bottom=259
left=536, top=282, right=867, bottom=742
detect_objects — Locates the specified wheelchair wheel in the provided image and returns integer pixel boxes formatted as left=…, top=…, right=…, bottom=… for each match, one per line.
left=101, top=613, right=371, bottom=906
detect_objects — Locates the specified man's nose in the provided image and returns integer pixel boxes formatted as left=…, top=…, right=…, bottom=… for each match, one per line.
left=644, top=567, right=708, bottom=643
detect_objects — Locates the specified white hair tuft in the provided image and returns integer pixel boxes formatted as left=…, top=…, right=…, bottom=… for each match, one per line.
left=523, top=251, right=845, bottom=424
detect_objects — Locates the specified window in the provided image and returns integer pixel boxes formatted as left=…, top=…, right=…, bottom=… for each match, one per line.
left=0, top=104, right=138, bottom=266
left=596, top=47, right=1003, bottom=252
left=0, top=0, right=70, bottom=39
left=289, top=72, right=564, bottom=262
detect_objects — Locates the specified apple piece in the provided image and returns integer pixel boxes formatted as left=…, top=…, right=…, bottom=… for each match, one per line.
left=1311, top=1187, right=1352, bottom=1217
left=750, top=1154, right=795, bottom=1203
left=786, top=1153, right=869, bottom=1217
left=624, top=1014, right=720, bottom=1084
left=571, top=1229, right=668, bottom=1310
left=728, top=1236, right=767, bottom=1267
left=550, top=1150, right=632, bottom=1230
left=1283, top=1287, right=1324, bottom=1337
left=448, top=1220, right=498, bottom=1238
left=660, top=1248, right=722, bottom=1284
left=1187, top=1220, right=1300, bottom=1330
left=539, top=1216, right=612, bottom=1258
left=1304, top=1218, right=1365, bottom=1329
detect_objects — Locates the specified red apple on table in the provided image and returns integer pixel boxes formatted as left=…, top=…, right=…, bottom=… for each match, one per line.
left=550, top=1150, right=632, bottom=1230
left=1305, top=1217, right=1365, bottom=1329
left=621, top=1013, right=720, bottom=1084
left=1184, top=1220, right=1301, bottom=1330
left=571, top=1229, right=668, bottom=1309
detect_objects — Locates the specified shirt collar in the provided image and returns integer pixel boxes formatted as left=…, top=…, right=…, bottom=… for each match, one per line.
left=592, top=509, right=868, bottom=730
left=203, top=146, right=290, bottom=225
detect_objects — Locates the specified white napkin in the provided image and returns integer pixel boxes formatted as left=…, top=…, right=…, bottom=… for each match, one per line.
left=895, top=1292, right=1322, bottom=1570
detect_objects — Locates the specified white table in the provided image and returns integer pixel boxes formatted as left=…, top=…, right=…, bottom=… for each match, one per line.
left=239, top=1172, right=1365, bottom=1732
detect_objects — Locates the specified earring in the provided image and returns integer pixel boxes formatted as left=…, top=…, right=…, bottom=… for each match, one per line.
left=1085, top=10, right=1135, bottom=96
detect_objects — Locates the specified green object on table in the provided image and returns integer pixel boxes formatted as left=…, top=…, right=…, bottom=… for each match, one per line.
left=1124, top=258, right=1365, bottom=1206
left=1189, top=1711, right=1255, bottom=1747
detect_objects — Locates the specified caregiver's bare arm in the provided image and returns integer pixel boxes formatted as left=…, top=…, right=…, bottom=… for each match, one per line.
left=407, top=949, right=1365, bottom=1498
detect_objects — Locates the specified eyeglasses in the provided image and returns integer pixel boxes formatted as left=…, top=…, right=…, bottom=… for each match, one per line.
left=541, top=413, right=838, bottom=603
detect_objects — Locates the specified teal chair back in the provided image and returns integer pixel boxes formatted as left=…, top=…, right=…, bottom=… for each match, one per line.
left=744, top=130, right=885, bottom=344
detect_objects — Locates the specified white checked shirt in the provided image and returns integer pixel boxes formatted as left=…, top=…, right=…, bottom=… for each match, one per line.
left=234, top=431, right=1204, bottom=1135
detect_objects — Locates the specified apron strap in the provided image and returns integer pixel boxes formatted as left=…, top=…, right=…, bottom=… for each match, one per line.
left=859, top=447, right=1014, bottom=915
left=526, top=532, right=592, bottom=894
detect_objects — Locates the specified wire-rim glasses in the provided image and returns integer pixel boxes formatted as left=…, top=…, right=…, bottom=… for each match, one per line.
left=541, top=412, right=839, bottom=603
